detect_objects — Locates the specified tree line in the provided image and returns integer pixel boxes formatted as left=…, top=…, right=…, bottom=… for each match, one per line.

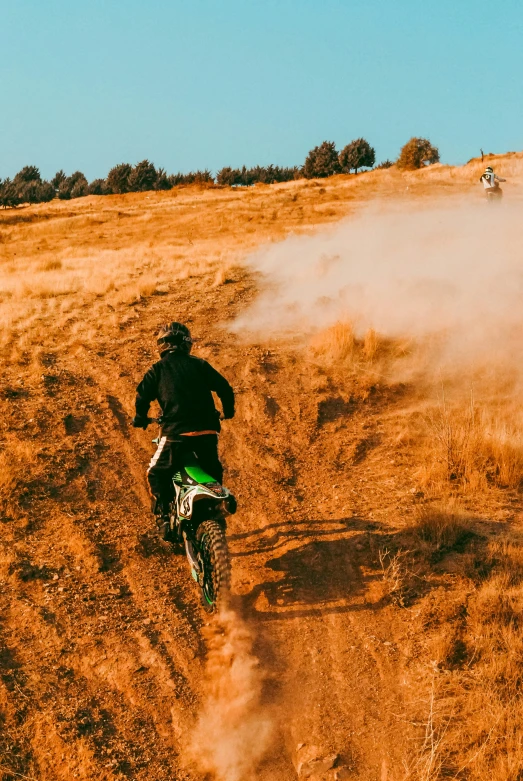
left=0, top=137, right=439, bottom=208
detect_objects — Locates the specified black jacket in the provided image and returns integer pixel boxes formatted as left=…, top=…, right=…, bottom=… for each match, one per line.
left=135, top=350, right=235, bottom=436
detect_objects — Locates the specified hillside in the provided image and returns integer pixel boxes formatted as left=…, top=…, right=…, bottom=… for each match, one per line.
left=2, top=153, right=523, bottom=781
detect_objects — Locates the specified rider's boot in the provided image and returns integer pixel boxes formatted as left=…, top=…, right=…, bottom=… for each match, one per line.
left=156, top=514, right=171, bottom=541
left=151, top=496, right=172, bottom=541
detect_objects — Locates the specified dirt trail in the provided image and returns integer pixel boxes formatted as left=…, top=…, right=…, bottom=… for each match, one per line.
left=0, top=264, right=419, bottom=779
left=2, top=159, right=523, bottom=780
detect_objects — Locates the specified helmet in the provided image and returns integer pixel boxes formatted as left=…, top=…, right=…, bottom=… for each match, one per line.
left=157, top=322, right=193, bottom=353
left=485, top=166, right=493, bottom=173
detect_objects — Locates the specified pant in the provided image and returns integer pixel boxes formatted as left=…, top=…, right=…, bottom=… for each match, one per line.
left=147, top=434, right=223, bottom=511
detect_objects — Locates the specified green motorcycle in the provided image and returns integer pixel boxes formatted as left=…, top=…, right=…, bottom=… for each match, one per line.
left=150, top=419, right=235, bottom=613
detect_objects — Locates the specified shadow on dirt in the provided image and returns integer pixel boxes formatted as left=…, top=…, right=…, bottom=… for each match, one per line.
left=229, top=516, right=376, bottom=543
left=229, top=516, right=377, bottom=558
left=107, top=394, right=129, bottom=434
left=317, top=395, right=356, bottom=426
left=64, top=413, right=89, bottom=435
left=240, top=510, right=491, bottom=621
left=237, top=517, right=384, bottom=619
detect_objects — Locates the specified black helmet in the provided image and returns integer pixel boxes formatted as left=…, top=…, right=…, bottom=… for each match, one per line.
left=157, top=322, right=193, bottom=353
left=485, top=166, right=493, bottom=173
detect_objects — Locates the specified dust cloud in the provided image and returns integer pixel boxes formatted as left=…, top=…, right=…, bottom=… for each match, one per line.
left=187, top=609, right=274, bottom=781
left=234, top=200, right=523, bottom=369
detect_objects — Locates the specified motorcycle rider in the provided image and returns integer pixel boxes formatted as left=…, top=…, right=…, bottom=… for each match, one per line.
left=480, top=165, right=506, bottom=199
left=132, top=322, right=235, bottom=533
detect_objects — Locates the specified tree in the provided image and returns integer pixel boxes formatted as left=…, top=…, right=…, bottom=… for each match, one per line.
left=88, top=178, right=109, bottom=196
left=35, top=181, right=55, bottom=202
left=168, top=170, right=213, bottom=186
left=375, top=159, right=393, bottom=169
left=10, top=167, right=54, bottom=204
left=18, top=180, right=54, bottom=203
left=70, top=175, right=88, bottom=199
left=192, top=169, right=214, bottom=185
left=216, top=167, right=241, bottom=186
left=58, top=171, right=88, bottom=199
left=128, top=160, right=157, bottom=192
left=106, top=163, right=133, bottom=194
left=52, top=170, right=66, bottom=189
left=397, top=137, right=440, bottom=170
left=13, top=165, right=41, bottom=185
left=0, top=179, right=19, bottom=208
left=236, top=165, right=300, bottom=184
left=303, top=141, right=340, bottom=179
left=339, top=138, right=375, bottom=174
left=154, top=167, right=171, bottom=190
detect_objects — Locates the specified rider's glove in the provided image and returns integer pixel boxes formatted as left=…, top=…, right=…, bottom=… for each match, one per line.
left=132, top=416, right=149, bottom=429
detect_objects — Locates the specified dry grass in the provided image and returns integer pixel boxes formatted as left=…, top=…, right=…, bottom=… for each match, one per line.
left=363, top=327, right=379, bottom=362
left=378, top=547, right=414, bottom=607
left=310, top=321, right=355, bottom=362
left=412, top=503, right=472, bottom=551
left=410, top=531, right=523, bottom=780
left=379, top=504, right=473, bottom=608
left=309, top=320, right=389, bottom=371
left=382, top=500, right=523, bottom=780
left=416, top=390, right=523, bottom=492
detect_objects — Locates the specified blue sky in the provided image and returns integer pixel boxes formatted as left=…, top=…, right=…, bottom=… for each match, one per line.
left=1, top=0, right=522, bottom=180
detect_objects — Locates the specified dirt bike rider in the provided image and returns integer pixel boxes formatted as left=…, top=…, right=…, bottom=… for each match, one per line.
left=480, top=165, right=506, bottom=198
left=132, top=322, right=235, bottom=534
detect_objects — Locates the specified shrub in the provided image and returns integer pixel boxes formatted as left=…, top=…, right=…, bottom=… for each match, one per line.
left=375, top=160, right=394, bottom=169
left=106, top=163, right=133, bottom=194
left=128, top=159, right=157, bottom=192
left=339, top=138, right=375, bottom=173
left=397, top=137, right=440, bottom=170
left=303, top=141, right=341, bottom=179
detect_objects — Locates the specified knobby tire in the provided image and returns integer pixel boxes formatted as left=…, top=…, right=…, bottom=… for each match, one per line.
left=197, top=520, right=231, bottom=613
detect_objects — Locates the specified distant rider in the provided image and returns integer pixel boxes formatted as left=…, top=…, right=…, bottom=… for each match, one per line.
left=480, top=166, right=506, bottom=199
left=132, top=322, right=235, bottom=532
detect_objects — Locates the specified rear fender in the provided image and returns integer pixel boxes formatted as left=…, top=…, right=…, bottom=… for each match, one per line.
left=178, top=484, right=224, bottom=519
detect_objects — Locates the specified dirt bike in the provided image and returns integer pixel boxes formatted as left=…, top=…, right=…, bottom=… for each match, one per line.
left=149, top=418, right=236, bottom=613
left=486, top=187, right=503, bottom=204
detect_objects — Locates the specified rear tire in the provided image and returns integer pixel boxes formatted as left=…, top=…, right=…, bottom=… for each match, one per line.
left=197, top=520, right=231, bottom=613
